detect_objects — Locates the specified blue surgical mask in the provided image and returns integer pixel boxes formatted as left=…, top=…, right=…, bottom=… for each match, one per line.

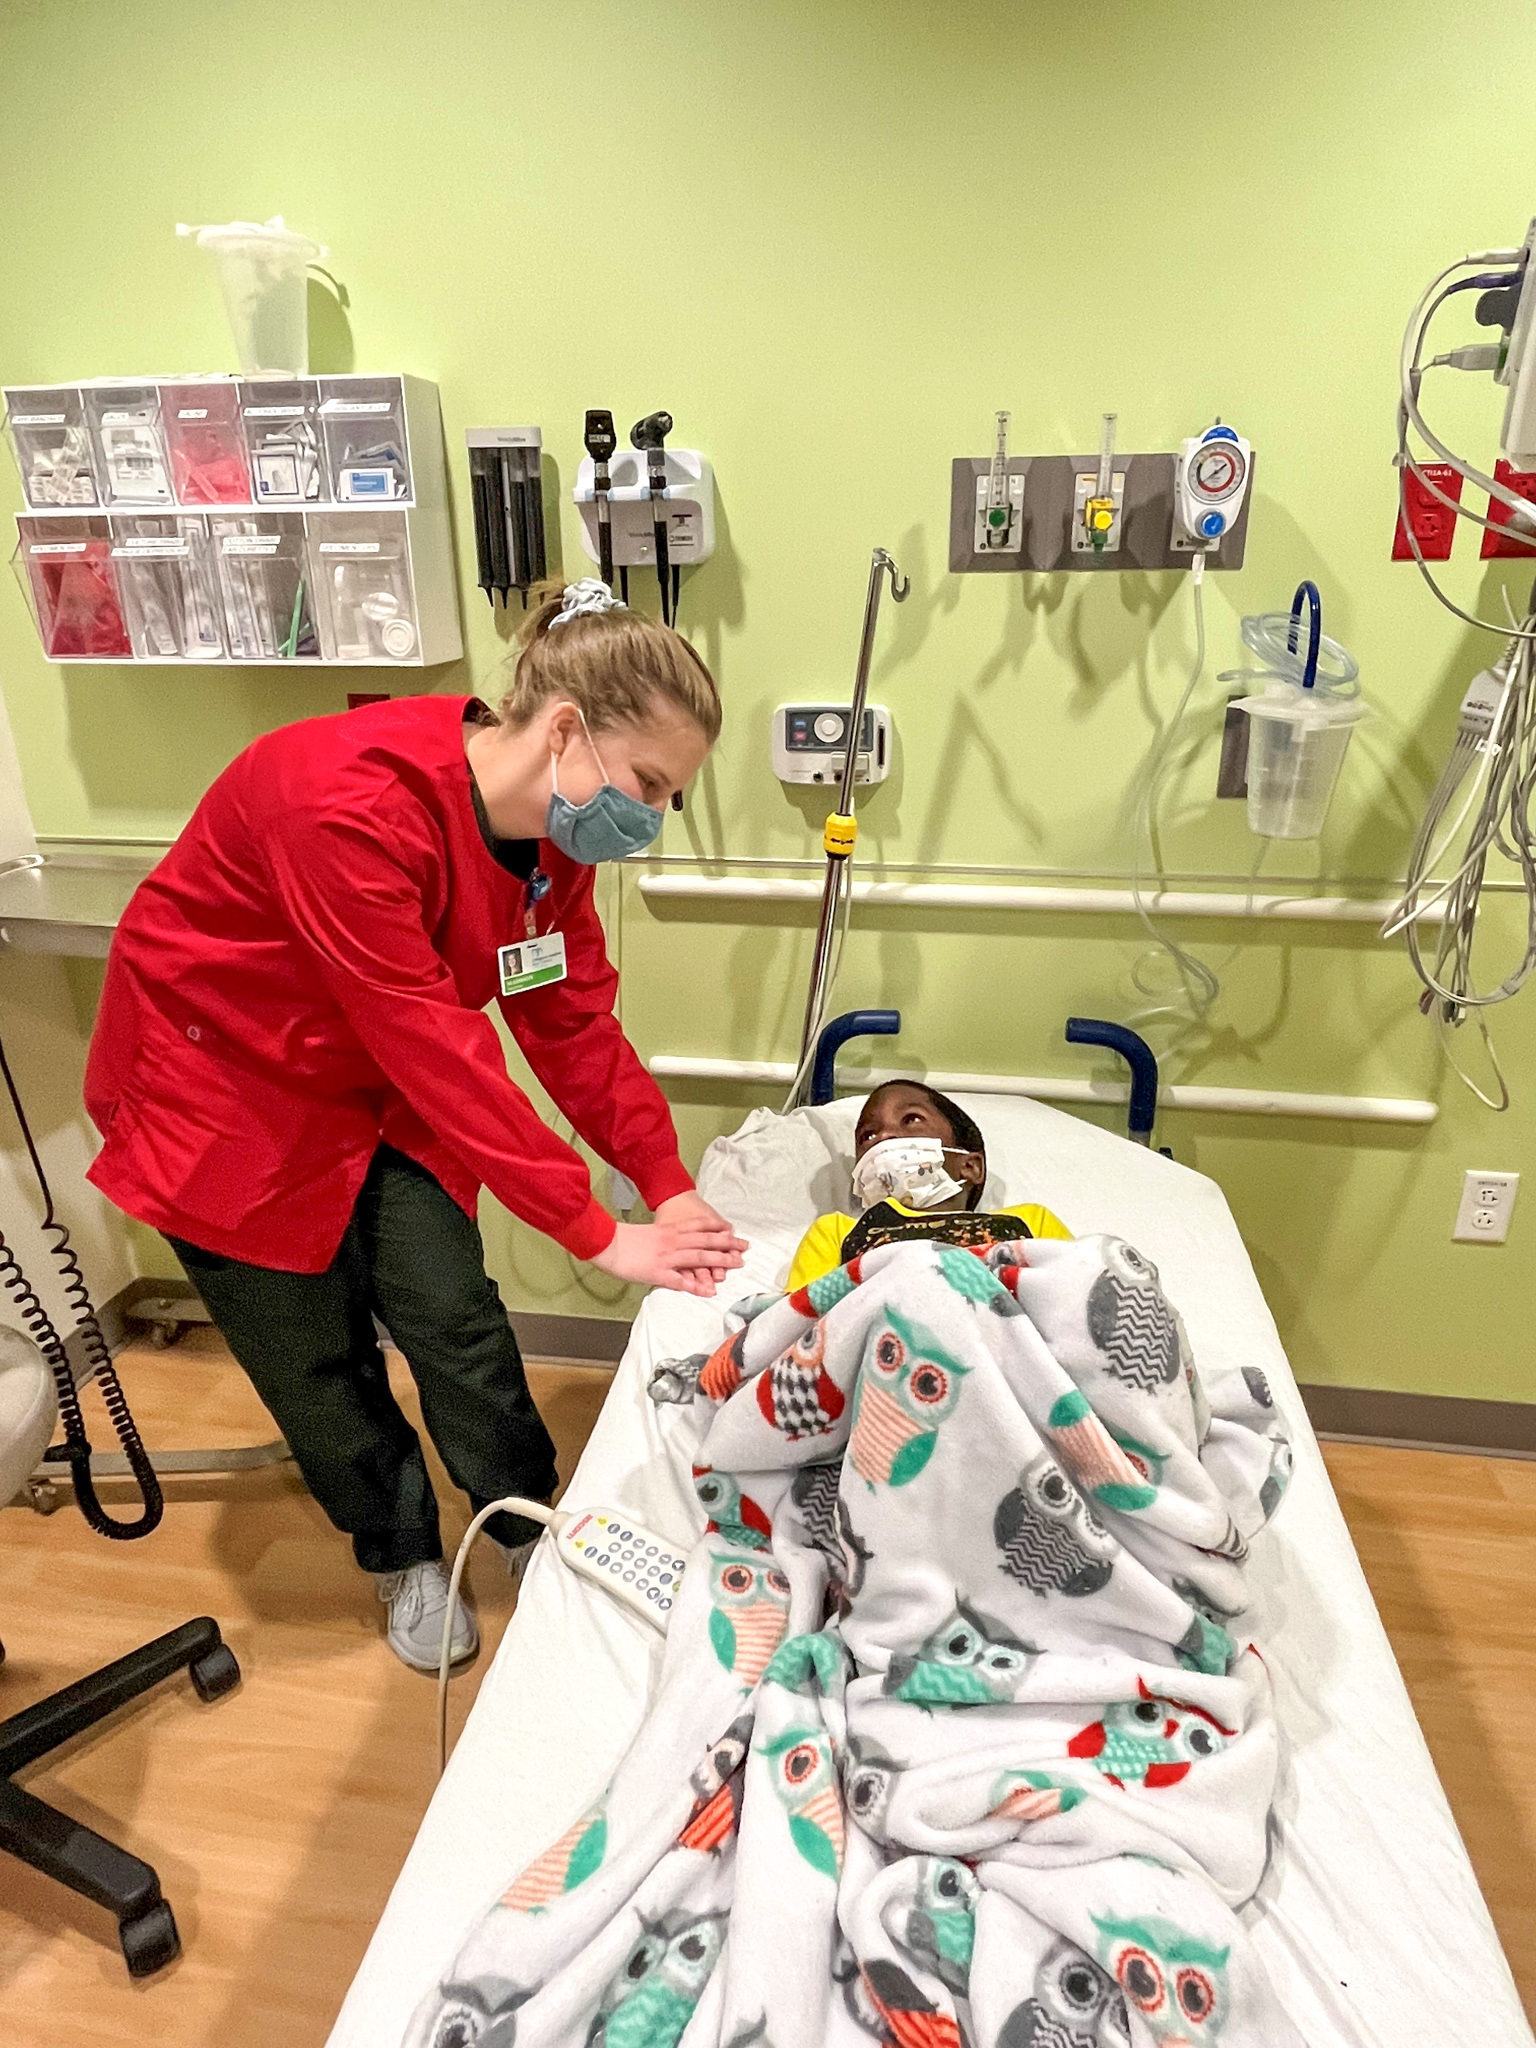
left=545, top=711, right=665, bottom=864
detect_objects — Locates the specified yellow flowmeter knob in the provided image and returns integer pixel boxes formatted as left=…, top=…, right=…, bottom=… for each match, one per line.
left=824, top=812, right=858, bottom=857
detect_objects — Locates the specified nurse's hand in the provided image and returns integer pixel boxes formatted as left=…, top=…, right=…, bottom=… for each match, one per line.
left=591, top=1217, right=747, bottom=1297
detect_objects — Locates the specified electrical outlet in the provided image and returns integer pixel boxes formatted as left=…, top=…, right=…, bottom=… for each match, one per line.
left=1453, top=1169, right=1520, bottom=1243
left=1479, top=460, right=1536, bottom=559
left=1392, top=461, right=1463, bottom=561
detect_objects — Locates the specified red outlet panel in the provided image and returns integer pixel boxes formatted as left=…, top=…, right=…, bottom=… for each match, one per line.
left=347, top=691, right=391, bottom=710
left=1392, top=462, right=1463, bottom=561
left=1480, top=459, right=1536, bottom=559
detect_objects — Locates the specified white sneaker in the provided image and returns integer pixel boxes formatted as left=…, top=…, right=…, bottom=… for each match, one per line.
left=374, top=1560, right=478, bottom=1672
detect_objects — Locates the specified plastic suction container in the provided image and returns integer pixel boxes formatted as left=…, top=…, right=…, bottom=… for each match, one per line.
left=1222, top=580, right=1364, bottom=840
left=176, top=217, right=326, bottom=378
left=1233, top=685, right=1366, bottom=839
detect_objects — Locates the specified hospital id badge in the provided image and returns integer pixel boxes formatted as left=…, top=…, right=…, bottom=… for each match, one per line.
left=498, top=932, right=567, bottom=996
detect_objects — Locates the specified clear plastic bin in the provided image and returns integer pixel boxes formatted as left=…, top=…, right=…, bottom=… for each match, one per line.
left=319, top=379, right=410, bottom=503
left=308, top=511, right=418, bottom=660
left=17, top=517, right=132, bottom=658
left=1234, top=684, right=1366, bottom=839
left=4, top=385, right=100, bottom=508
left=85, top=384, right=173, bottom=505
left=111, top=515, right=225, bottom=660
left=161, top=381, right=252, bottom=507
left=209, top=514, right=320, bottom=660
left=239, top=378, right=321, bottom=503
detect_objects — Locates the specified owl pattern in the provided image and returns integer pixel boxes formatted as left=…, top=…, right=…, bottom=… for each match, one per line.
left=849, top=1307, right=971, bottom=1488
left=587, top=1910, right=727, bottom=2048
left=884, top=1599, right=1035, bottom=1708
left=1067, top=1679, right=1236, bottom=1789
left=842, top=1731, right=904, bottom=1837
left=757, top=1321, right=846, bottom=1439
left=888, top=1858, right=979, bottom=1996
left=997, top=1938, right=1131, bottom=2048
left=693, top=1466, right=772, bottom=1551
left=994, top=1453, right=1117, bottom=1598
left=1091, top=1914, right=1230, bottom=2046
left=420, top=1980, right=529, bottom=2048
left=1086, top=1241, right=1185, bottom=1393
left=708, top=1554, right=792, bottom=1689
left=678, top=1712, right=753, bottom=1854
left=501, top=1804, right=606, bottom=1911
left=763, top=1722, right=845, bottom=1878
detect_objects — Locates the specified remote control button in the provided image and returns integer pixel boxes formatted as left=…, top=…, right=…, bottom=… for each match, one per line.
left=646, top=1585, right=659, bottom=1599
left=659, top=1596, right=672, bottom=1610
left=646, top=1545, right=656, bottom=1555
left=624, top=1570, right=636, bottom=1582
left=659, top=1573, right=673, bottom=1586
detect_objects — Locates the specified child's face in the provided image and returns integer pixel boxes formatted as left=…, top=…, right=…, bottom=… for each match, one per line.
left=854, top=1084, right=986, bottom=1200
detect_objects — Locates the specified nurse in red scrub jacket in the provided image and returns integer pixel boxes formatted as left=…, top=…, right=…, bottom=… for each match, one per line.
left=86, top=580, right=746, bottom=1672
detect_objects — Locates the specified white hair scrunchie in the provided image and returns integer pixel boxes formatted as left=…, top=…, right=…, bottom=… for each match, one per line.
left=548, top=578, right=626, bottom=629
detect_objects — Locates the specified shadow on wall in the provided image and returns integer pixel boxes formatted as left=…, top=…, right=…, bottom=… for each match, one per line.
left=306, top=272, right=354, bottom=375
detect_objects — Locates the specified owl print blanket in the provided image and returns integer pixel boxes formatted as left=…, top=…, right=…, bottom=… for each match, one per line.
left=407, top=1233, right=1301, bottom=2048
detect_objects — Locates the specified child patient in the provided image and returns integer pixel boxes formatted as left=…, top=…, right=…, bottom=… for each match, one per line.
left=786, top=1079, right=1071, bottom=1290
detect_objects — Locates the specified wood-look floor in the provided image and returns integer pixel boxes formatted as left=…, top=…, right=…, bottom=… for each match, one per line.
left=0, top=1338, right=1531, bottom=2044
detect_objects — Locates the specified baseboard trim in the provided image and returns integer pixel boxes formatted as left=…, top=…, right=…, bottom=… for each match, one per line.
left=510, top=1313, right=630, bottom=1366
left=1300, top=1384, right=1536, bottom=1460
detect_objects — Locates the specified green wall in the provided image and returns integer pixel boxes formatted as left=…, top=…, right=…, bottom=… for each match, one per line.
left=3, top=0, right=1534, bottom=1399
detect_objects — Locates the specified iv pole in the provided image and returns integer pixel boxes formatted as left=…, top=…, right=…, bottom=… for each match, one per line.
left=786, top=546, right=909, bottom=1109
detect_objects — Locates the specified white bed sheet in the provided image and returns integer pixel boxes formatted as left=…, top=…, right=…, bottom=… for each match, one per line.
left=329, top=1094, right=1530, bottom=2048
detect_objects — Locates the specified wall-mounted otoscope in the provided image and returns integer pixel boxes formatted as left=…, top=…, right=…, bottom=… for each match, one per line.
left=631, top=411, right=675, bottom=623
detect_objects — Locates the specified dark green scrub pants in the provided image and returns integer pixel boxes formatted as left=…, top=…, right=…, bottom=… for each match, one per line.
left=168, top=1146, right=558, bottom=1574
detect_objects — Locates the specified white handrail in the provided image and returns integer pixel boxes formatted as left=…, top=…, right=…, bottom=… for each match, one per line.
left=636, top=874, right=1434, bottom=925
left=647, top=1056, right=1438, bottom=1126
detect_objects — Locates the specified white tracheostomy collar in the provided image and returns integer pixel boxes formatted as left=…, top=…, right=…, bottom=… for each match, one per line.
left=850, top=1137, right=968, bottom=1213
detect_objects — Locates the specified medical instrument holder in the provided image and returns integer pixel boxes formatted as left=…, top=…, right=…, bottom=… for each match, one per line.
left=950, top=450, right=1255, bottom=574
left=809, top=1010, right=901, bottom=1106
left=465, top=428, right=548, bottom=607
left=573, top=448, right=715, bottom=571
left=1065, top=1017, right=1160, bottom=1146
left=789, top=549, right=909, bottom=1105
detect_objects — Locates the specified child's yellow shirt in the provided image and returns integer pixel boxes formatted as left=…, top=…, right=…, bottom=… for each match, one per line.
left=785, top=1200, right=1072, bottom=1293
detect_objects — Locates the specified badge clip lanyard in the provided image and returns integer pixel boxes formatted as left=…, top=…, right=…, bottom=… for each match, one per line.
left=524, top=866, right=552, bottom=940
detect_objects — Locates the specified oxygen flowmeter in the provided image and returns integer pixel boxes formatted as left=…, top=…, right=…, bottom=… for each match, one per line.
left=1175, top=423, right=1252, bottom=548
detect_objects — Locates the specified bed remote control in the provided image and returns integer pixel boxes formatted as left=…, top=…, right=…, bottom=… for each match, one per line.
left=555, top=1507, right=688, bottom=1630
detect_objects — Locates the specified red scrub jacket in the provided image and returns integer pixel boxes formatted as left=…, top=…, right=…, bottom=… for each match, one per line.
left=85, top=694, right=694, bottom=1271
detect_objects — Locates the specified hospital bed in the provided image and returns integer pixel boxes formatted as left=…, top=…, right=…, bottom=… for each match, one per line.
left=328, top=1092, right=1532, bottom=2048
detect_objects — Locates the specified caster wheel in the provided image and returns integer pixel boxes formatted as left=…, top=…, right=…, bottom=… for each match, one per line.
left=120, top=1899, right=180, bottom=1977
left=190, top=1642, right=241, bottom=1702
left=25, top=1478, right=63, bottom=1515
left=148, top=1321, right=176, bottom=1348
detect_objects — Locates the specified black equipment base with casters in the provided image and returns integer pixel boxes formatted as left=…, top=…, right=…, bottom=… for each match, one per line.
left=0, top=1616, right=241, bottom=1976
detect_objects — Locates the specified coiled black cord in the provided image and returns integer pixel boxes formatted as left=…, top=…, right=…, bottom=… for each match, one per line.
left=0, top=1028, right=161, bottom=1538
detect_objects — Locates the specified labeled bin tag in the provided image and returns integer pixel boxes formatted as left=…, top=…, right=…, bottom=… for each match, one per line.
left=498, top=931, right=567, bottom=996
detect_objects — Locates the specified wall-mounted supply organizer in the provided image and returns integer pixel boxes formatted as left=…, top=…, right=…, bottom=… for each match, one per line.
left=4, top=374, right=462, bottom=665
left=950, top=415, right=1255, bottom=574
